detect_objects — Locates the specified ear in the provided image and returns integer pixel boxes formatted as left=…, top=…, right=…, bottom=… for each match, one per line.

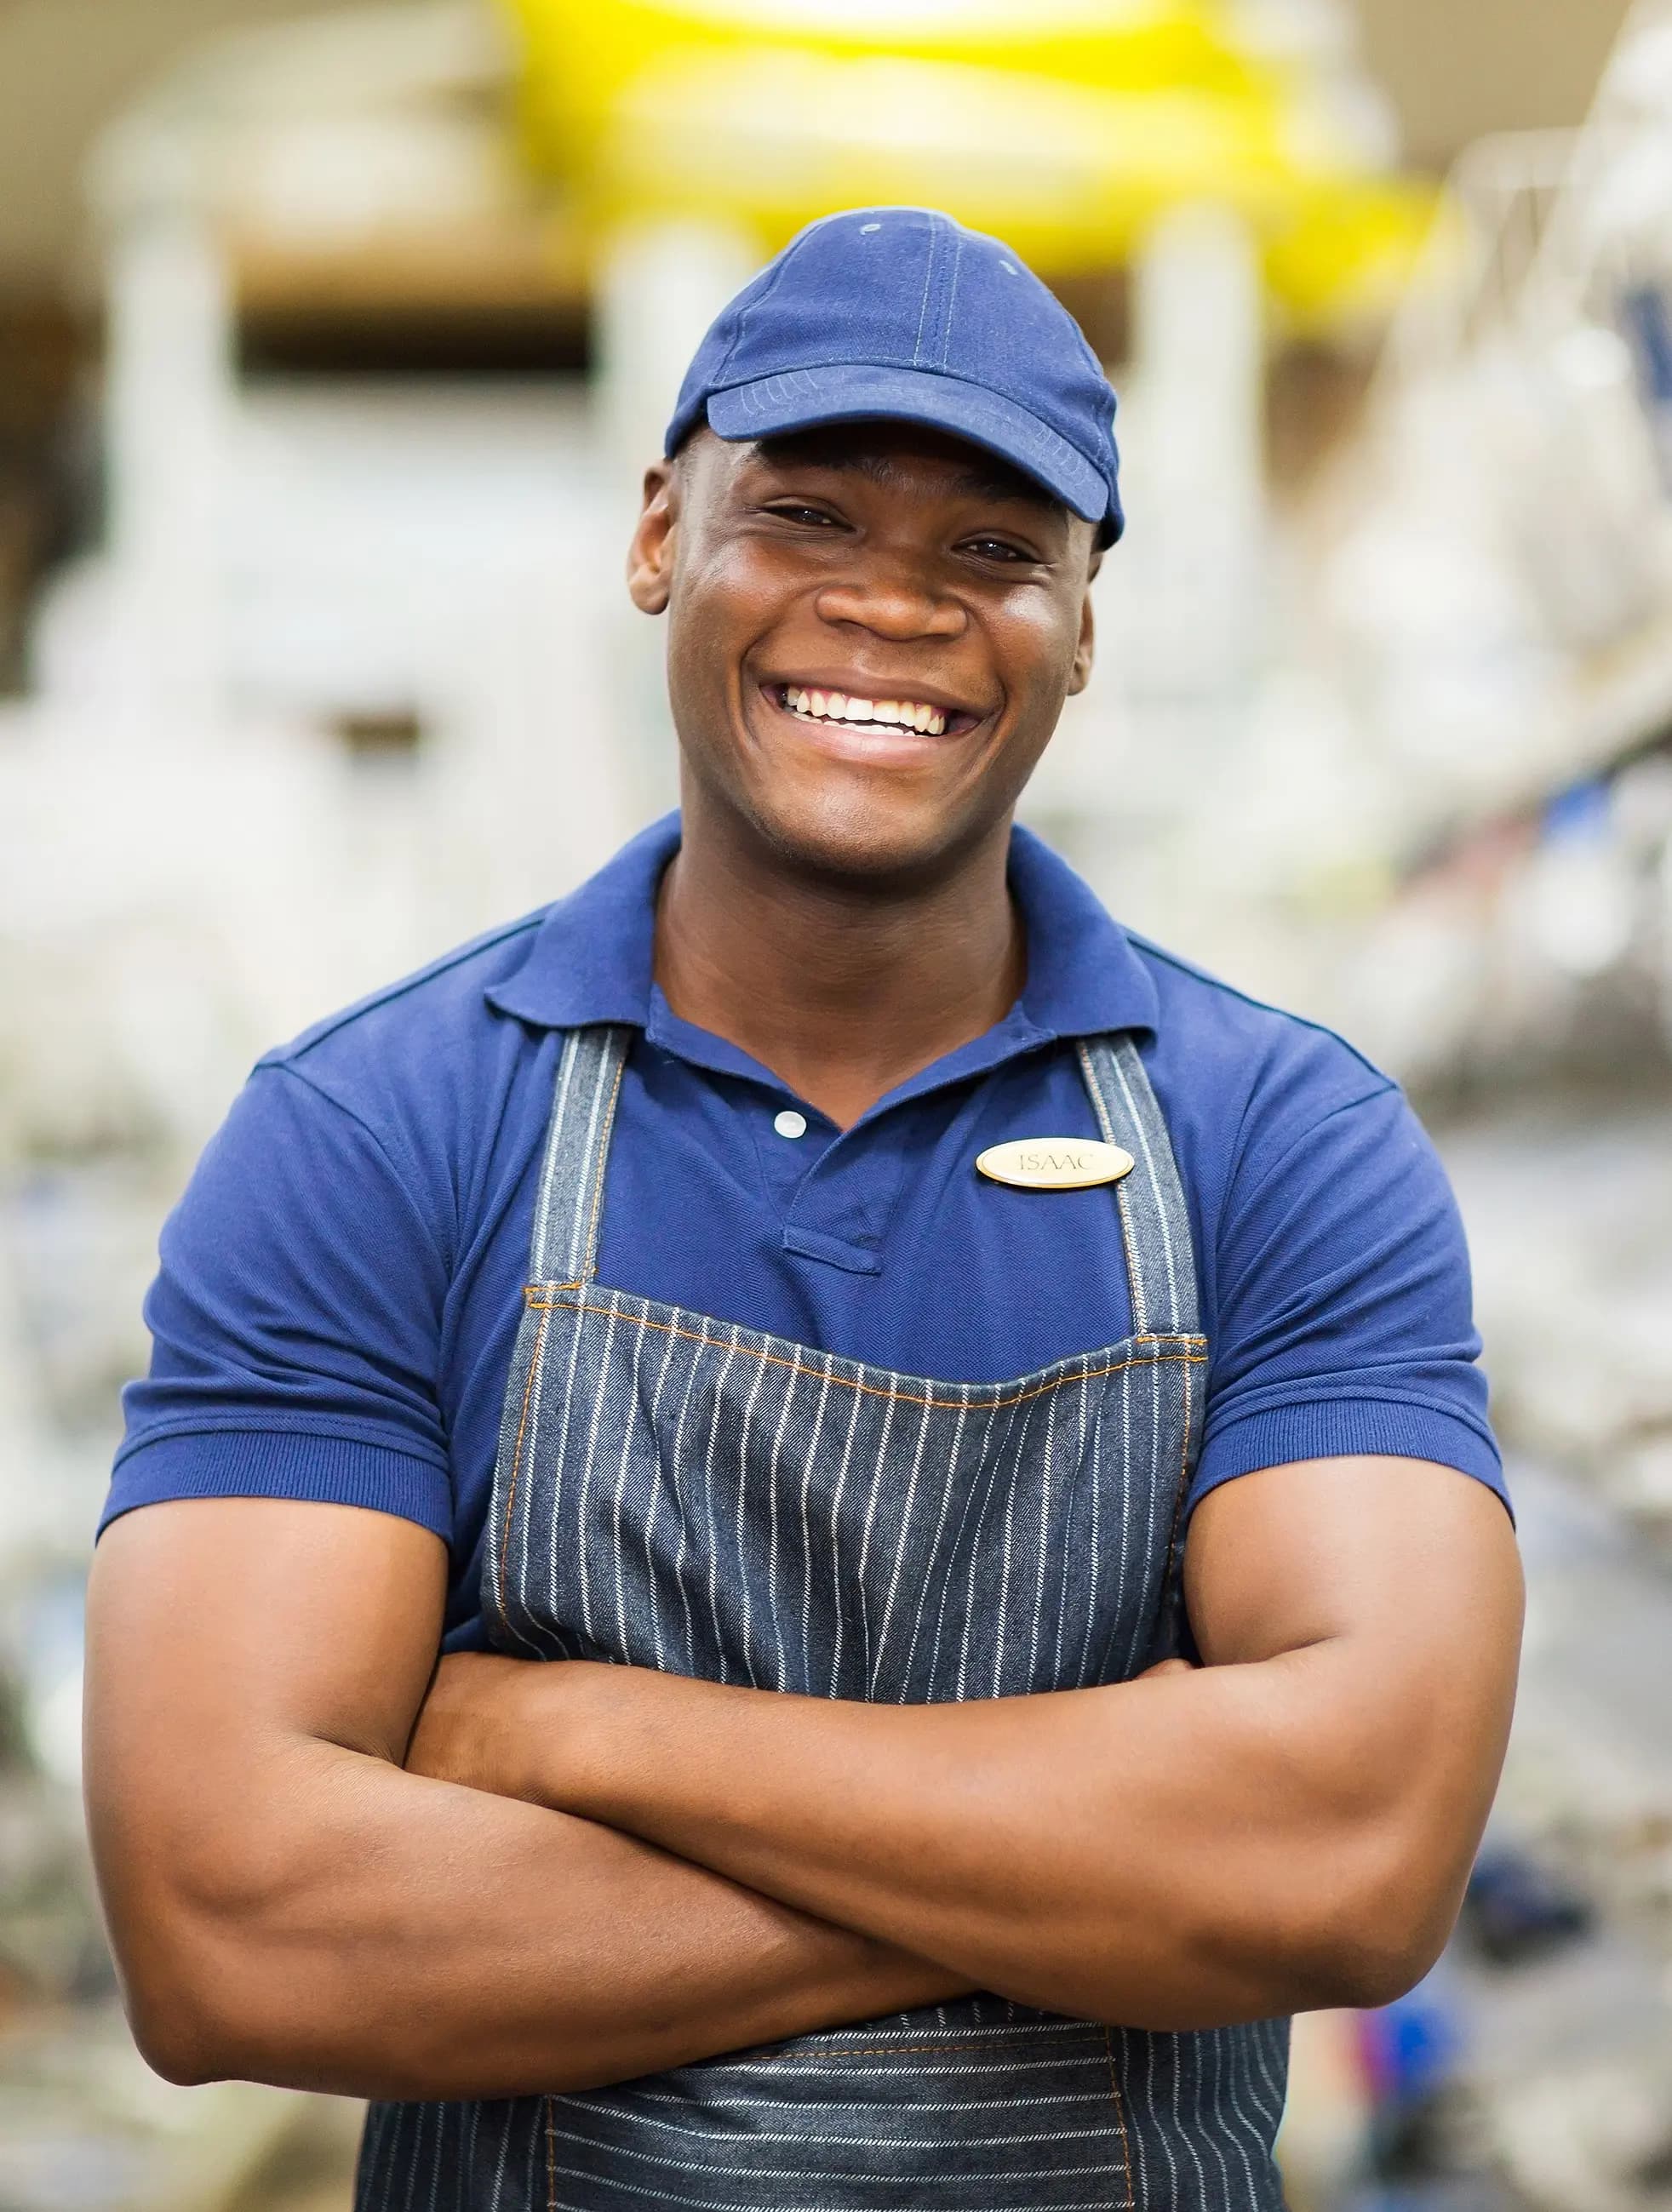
left=627, top=460, right=677, bottom=615
left=1066, top=549, right=1100, bottom=695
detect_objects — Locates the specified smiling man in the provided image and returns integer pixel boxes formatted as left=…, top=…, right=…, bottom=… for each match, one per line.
left=85, top=209, right=1521, bottom=2211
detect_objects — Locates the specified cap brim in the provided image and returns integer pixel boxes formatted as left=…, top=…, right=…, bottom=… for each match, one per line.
left=704, top=364, right=1119, bottom=542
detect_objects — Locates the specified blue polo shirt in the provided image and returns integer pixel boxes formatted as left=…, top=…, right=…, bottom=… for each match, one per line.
left=104, top=814, right=1504, bottom=1651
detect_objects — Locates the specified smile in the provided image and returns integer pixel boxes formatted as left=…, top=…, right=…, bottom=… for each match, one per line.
left=766, top=684, right=981, bottom=740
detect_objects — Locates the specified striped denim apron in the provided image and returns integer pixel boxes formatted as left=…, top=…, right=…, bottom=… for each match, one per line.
left=358, top=1025, right=1290, bottom=2210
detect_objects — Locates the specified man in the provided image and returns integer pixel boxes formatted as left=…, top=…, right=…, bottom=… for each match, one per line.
left=85, top=209, right=1520, bottom=2211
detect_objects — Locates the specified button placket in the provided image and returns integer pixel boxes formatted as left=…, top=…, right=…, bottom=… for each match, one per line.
left=781, top=1112, right=910, bottom=1274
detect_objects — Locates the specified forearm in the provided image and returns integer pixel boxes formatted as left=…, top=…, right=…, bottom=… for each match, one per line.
left=510, top=1657, right=1473, bottom=2032
left=100, top=1737, right=971, bottom=2100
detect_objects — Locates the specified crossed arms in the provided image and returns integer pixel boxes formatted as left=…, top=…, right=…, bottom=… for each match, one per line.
left=83, top=1455, right=1520, bottom=2101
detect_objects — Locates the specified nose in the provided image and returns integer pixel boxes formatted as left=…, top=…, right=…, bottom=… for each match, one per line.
left=814, top=559, right=966, bottom=643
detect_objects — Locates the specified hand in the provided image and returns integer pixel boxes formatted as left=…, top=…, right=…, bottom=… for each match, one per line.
left=405, top=1651, right=547, bottom=1802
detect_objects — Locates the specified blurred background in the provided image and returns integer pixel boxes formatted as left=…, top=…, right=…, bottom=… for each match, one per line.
left=3, top=0, right=1672, bottom=2205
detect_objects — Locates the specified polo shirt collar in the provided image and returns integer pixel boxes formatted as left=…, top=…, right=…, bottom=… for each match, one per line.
left=484, top=809, right=1158, bottom=1043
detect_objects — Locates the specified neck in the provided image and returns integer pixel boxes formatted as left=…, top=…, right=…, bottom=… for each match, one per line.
left=654, top=790, right=1025, bottom=1129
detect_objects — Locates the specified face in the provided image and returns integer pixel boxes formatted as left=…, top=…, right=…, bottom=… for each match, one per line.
left=627, top=421, right=1101, bottom=885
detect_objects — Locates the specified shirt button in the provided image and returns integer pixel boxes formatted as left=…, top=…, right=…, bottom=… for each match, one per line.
left=773, top=1109, right=809, bottom=1140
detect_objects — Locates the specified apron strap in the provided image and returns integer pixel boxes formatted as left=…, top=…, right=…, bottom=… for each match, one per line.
left=1079, top=1031, right=1206, bottom=1664
left=1076, top=1034, right=1200, bottom=1341
left=528, top=1024, right=633, bottom=1287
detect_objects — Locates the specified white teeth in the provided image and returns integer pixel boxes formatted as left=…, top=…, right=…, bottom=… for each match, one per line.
left=782, top=686, right=949, bottom=735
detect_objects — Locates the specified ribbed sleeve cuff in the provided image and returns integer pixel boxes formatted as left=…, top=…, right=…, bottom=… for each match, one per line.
left=1192, top=1399, right=1509, bottom=1520
left=99, top=1428, right=454, bottom=1541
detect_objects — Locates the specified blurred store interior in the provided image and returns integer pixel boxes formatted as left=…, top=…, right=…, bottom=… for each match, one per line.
left=5, top=0, right=1672, bottom=2205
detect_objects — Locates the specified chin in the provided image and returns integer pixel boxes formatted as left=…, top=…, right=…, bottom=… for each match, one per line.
left=746, top=780, right=988, bottom=890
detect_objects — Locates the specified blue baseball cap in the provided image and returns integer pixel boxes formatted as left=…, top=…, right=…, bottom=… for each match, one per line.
left=665, top=207, right=1124, bottom=546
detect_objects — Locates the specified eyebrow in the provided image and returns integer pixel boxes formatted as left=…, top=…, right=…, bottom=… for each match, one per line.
left=753, top=436, right=1063, bottom=518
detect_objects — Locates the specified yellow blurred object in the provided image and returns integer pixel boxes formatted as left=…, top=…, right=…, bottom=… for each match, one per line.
left=497, top=0, right=1440, bottom=332
left=507, top=0, right=1267, bottom=163
left=1263, top=179, right=1441, bottom=334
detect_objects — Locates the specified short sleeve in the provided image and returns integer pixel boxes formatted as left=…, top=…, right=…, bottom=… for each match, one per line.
left=100, top=1064, right=454, bottom=1540
left=1193, top=1083, right=1507, bottom=1515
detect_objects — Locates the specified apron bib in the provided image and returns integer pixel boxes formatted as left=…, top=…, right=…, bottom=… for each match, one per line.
left=358, top=1026, right=1290, bottom=2209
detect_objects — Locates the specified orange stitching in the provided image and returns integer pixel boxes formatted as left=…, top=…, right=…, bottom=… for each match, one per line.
left=1104, top=2026, right=1137, bottom=2210
left=520, top=1299, right=1205, bottom=1413
left=495, top=1307, right=549, bottom=1622
left=1114, top=1179, right=1149, bottom=1338
left=1161, top=1343, right=1193, bottom=1616
left=544, top=2094, right=557, bottom=2212
left=576, top=1046, right=627, bottom=1284
left=518, top=1288, right=1203, bottom=1354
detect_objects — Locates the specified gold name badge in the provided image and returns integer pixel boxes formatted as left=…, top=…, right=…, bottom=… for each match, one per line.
left=976, top=1137, right=1135, bottom=1191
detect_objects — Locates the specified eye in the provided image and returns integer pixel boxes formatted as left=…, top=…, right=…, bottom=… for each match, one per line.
left=764, top=502, right=842, bottom=529
left=962, top=535, right=1034, bottom=564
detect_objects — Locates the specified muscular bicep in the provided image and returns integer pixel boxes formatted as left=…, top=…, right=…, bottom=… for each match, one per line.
left=89, top=1497, right=446, bottom=1758
left=1184, top=1457, right=1522, bottom=1873
left=85, top=1499, right=446, bottom=1962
